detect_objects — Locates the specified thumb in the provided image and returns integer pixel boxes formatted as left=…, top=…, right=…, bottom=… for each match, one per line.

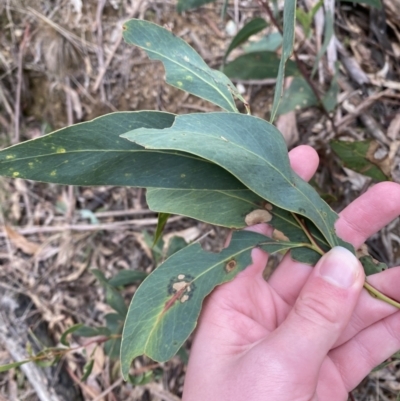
left=270, top=246, right=364, bottom=373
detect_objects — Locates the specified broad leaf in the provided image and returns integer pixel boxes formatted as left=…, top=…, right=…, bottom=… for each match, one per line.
left=104, top=313, right=124, bottom=359
left=120, top=230, right=306, bottom=377
left=177, top=0, right=216, bottom=12
left=244, top=33, right=282, bottom=53
left=223, top=52, right=298, bottom=80
left=270, top=0, right=297, bottom=122
left=0, top=111, right=242, bottom=191
left=277, top=74, right=338, bottom=115
left=277, top=77, right=317, bottom=115
left=123, top=112, right=350, bottom=249
left=331, top=140, right=388, bottom=181
left=108, top=270, right=148, bottom=287
left=147, top=188, right=327, bottom=265
left=146, top=188, right=262, bottom=228
left=360, top=255, right=387, bottom=276
left=224, top=18, right=268, bottom=62
left=123, top=19, right=240, bottom=112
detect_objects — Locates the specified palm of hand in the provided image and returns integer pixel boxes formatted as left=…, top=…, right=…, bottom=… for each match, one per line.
left=183, top=146, right=400, bottom=401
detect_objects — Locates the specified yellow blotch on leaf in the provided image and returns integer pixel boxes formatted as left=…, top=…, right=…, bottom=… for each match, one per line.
left=56, top=148, right=66, bottom=154
left=50, top=170, right=57, bottom=176
left=272, top=229, right=290, bottom=242
left=245, top=209, right=272, bottom=226
left=177, top=81, right=183, bottom=87
left=12, top=172, right=20, bottom=177
left=6, top=155, right=15, bottom=160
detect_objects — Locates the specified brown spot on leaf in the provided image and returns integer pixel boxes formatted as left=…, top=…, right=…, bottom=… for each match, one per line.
left=365, top=141, right=391, bottom=177
left=245, top=209, right=272, bottom=226
left=164, top=275, right=196, bottom=311
left=225, top=259, right=237, bottom=273
left=172, top=281, right=187, bottom=292
left=264, top=202, right=273, bottom=211
left=272, top=229, right=289, bottom=242
left=180, top=294, right=189, bottom=303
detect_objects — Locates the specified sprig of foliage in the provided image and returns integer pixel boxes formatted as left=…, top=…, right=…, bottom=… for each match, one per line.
left=0, top=5, right=395, bottom=382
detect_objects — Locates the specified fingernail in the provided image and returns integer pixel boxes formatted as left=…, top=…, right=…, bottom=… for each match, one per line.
left=317, top=246, right=360, bottom=288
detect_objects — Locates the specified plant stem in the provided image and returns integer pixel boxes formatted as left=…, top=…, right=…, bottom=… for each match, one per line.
left=363, top=281, right=400, bottom=309
left=257, top=0, right=336, bottom=131
left=292, top=213, right=400, bottom=309
left=292, top=213, right=325, bottom=255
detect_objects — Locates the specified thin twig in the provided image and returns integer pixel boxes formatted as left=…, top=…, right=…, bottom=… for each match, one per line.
left=14, top=24, right=30, bottom=144
left=0, top=216, right=182, bottom=236
left=93, top=0, right=145, bottom=91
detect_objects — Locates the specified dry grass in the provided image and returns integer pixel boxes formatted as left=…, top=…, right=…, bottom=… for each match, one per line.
left=0, top=0, right=400, bottom=400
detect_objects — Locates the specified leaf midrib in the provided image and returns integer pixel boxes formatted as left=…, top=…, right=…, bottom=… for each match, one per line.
left=0, top=149, right=214, bottom=164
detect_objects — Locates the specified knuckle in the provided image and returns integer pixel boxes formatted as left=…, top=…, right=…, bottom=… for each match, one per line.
left=294, top=294, right=341, bottom=328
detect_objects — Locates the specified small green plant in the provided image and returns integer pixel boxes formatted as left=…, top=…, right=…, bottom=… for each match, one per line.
left=0, top=1, right=396, bottom=381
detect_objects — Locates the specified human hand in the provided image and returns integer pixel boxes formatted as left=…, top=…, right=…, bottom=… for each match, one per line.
left=182, top=145, right=400, bottom=401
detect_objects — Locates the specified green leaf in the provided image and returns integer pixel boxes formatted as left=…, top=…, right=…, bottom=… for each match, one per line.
left=176, top=346, right=189, bottom=364
left=146, top=188, right=263, bottom=229
left=296, top=0, right=323, bottom=37
left=243, top=33, right=282, bottom=53
left=123, top=112, right=349, bottom=249
left=104, top=313, right=123, bottom=359
left=322, top=64, right=339, bottom=112
left=81, top=359, right=95, bottom=382
left=296, top=8, right=312, bottom=37
left=0, top=111, right=239, bottom=191
left=74, top=326, right=111, bottom=337
left=340, top=0, right=381, bottom=9
left=91, top=269, right=128, bottom=317
left=270, top=0, right=297, bottom=122
left=277, top=73, right=338, bottom=115
left=108, top=270, right=148, bottom=287
left=122, top=19, right=240, bottom=112
left=331, top=140, right=388, bottom=181
left=360, top=255, right=387, bottom=276
left=177, top=0, right=216, bottom=12
left=223, top=51, right=298, bottom=80
left=60, top=323, right=84, bottom=346
left=153, top=213, right=170, bottom=247
left=120, top=230, right=305, bottom=377
left=166, top=236, right=189, bottom=259
left=106, top=286, right=128, bottom=318
left=224, top=18, right=268, bottom=61
left=0, top=360, right=30, bottom=373
left=277, top=77, right=317, bottom=115
left=128, top=370, right=155, bottom=385
left=147, top=188, right=326, bottom=265
left=312, top=9, right=334, bottom=77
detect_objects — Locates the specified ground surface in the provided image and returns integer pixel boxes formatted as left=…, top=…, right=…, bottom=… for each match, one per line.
left=0, top=0, right=400, bottom=400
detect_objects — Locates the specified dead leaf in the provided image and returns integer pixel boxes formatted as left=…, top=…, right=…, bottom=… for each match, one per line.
left=388, top=113, right=400, bottom=141
left=276, top=78, right=299, bottom=147
left=4, top=226, right=40, bottom=254
left=365, top=141, right=392, bottom=177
